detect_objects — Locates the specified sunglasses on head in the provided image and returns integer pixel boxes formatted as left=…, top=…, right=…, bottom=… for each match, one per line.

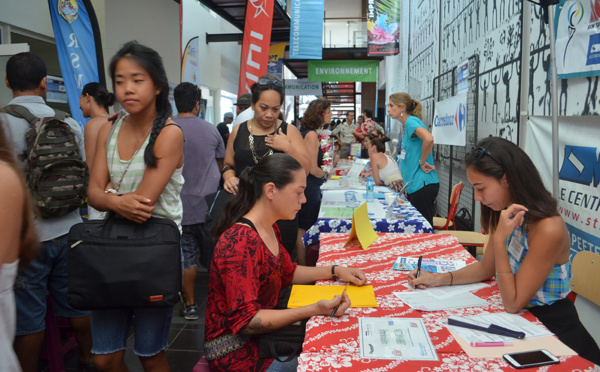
left=471, top=146, right=502, bottom=165
left=257, top=77, right=284, bottom=88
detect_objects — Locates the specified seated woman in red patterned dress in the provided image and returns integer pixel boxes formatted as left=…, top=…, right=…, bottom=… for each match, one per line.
left=205, top=153, right=368, bottom=372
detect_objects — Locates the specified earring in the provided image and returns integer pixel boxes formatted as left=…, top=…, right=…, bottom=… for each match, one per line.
left=156, top=90, right=160, bottom=94
left=400, top=112, right=403, bottom=117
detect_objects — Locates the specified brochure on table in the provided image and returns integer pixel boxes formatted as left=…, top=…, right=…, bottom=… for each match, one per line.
left=358, top=317, right=438, bottom=360
left=392, top=257, right=466, bottom=273
left=320, top=190, right=398, bottom=219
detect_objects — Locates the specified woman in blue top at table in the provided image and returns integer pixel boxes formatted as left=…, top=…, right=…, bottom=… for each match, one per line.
left=407, top=137, right=600, bottom=364
left=388, top=93, right=439, bottom=227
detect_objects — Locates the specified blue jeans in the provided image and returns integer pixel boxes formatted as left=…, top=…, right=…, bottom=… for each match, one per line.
left=14, top=234, right=89, bottom=336
left=266, top=356, right=299, bottom=372
left=91, top=306, right=173, bottom=357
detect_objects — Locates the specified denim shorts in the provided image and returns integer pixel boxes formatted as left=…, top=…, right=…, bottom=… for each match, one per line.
left=14, top=234, right=90, bottom=336
left=91, top=306, right=173, bottom=357
left=181, top=223, right=211, bottom=269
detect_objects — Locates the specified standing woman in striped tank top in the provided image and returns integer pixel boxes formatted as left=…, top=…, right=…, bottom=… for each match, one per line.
left=87, top=41, right=184, bottom=372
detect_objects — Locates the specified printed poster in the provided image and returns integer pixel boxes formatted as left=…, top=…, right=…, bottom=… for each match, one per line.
left=367, top=0, right=400, bottom=56
left=431, top=92, right=467, bottom=146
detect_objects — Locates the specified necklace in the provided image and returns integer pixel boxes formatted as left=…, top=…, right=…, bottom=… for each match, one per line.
left=248, top=119, right=276, bottom=164
left=109, top=116, right=152, bottom=192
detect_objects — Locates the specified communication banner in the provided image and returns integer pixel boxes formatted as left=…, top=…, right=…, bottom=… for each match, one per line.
left=284, top=79, right=322, bottom=96
left=238, top=0, right=275, bottom=97
left=367, top=0, right=400, bottom=56
left=47, top=0, right=103, bottom=127
left=308, top=60, right=379, bottom=82
left=431, top=92, right=467, bottom=146
left=525, top=116, right=600, bottom=258
left=289, top=0, right=324, bottom=60
left=555, top=0, right=600, bottom=78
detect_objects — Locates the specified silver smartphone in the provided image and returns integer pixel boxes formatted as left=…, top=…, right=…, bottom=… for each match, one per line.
left=503, top=349, right=560, bottom=369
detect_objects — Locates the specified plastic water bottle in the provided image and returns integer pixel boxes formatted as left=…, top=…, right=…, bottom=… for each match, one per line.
left=366, top=177, right=375, bottom=203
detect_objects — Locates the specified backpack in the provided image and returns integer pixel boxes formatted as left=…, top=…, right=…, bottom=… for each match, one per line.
left=0, top=104, right=88, bottom=219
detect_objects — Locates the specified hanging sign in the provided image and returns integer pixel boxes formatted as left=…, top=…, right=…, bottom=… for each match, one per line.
left=238, top=0, right=275, bottom=97
left=284, top=79, right=322, bottom=96
left=367, top=0, right=400, bottom=56
left=289, top=0, right=324, bottom=59
left=431, top=92, right=467, bottom=146
left=308, top=60, right=379, bottom=82
left=555, top=0, right=600, bottom=78
left=48, top=0, right=104, bottom=127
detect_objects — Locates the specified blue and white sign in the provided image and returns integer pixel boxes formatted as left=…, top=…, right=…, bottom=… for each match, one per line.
left=48, top=0, right=101, bottom=127
left=289, top=0, right=324, bottom=60
left=432, top=92, right=467, bottom=146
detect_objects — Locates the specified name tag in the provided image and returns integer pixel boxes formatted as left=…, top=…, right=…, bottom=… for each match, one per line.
left=400, top=150, right=406, bottom=160
left=507, top=229, right=524, bottom=262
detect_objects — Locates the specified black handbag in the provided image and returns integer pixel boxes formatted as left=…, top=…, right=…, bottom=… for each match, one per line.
left=257, top=286, right=306, bottom=362
left=67, top=214, right=182, bottom=310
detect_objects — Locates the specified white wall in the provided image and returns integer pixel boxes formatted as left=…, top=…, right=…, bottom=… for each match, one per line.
left=0, top=0, right=54, bottom=37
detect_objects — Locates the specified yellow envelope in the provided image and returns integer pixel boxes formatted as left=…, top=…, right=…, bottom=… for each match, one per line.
left=287, top=285, right=378, bottom=308
left=344, top=202, right=378, bottom=250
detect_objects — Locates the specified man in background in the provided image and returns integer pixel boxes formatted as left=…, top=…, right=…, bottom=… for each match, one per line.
left=216, top=112, right=233, bottom=147
left=173, top=82, right=225, bottom=320
left=331, top=110, right=358, bottom=158
left=0, top=52, right=93, bottom=372
left=232, top=93, right=253, bottom=127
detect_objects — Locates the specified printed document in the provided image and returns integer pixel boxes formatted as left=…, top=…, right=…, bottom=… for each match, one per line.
left=394, top=290, right=489, bottom=311
left=358, top=317, right=438, bottom=360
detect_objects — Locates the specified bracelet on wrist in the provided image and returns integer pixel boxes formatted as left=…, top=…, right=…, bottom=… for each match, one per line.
left=448, top=271, right=453, bottom=286
left=221, top=166, right=235, bottom=175
left=331, top=265, right=338, bottom=281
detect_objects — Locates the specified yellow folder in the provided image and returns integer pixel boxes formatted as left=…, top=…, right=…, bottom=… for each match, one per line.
left=287, top=284, right=378, bottom=308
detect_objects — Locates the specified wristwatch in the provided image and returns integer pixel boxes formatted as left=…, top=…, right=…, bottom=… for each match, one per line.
left=331, top=265, right=338, bottom=281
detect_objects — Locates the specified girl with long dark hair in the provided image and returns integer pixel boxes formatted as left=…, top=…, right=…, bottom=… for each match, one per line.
left=408, top=137, right=600, bottom=364
left=87, top=41, right=184, bottom=371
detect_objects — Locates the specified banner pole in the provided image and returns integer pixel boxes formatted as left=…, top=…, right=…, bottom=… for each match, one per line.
left=548, top=4, right=559, bottom=198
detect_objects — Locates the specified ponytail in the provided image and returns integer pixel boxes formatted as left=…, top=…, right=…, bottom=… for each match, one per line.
left=212, top=153, right=303, bottom=242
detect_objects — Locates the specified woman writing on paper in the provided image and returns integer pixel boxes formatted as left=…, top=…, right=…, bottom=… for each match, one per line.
left=407, top=137, right=600, bottom=364
left=205, top=153, right=367, bottom=372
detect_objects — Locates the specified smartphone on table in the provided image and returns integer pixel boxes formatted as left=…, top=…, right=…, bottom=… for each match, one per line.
left=503, top=349, right=560, bottom=369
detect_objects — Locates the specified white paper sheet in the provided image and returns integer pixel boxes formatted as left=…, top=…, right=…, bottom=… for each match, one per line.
left=358, top=317, right=438, bottom=360
left=394, top=290, right=489, bottom=311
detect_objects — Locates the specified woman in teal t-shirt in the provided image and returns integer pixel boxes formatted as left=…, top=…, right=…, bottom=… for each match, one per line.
left=387, top=93, right=439, bottom=227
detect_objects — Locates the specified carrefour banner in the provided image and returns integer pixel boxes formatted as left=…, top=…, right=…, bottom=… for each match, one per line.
left=367, top=0, right=400, bottom=56
left=48, top=0, right=103, bottom=127
left=555, top=0, right=600, bottom=78
left=238, top=0, right=275, bottom=97
left=308, top=60, right=378, bottom=82
left=284, top=79, right=322, bottom=96
left=526, top=116, right=600, bottom=258
left=431, top=92, right=467, bottom=146
left=289, top=0, right=324, bottom=60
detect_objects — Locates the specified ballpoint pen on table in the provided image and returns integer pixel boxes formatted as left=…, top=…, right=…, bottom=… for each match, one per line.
left=448, top=318, right=526, bottom=339
left=416, top=255, right=423, bottom=279
left=470, top=341, right=514, bottom=347
left=330, top=283, right=350, bottom=317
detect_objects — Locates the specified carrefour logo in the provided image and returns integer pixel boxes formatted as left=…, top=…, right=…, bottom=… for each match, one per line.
left=559, top=145, right=600, bottom=187
left=455, top=103, right=466, bottom=132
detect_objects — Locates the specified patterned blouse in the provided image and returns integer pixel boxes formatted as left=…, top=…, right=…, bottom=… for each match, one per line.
left=506, top=216, right=571, bottom=308
left=205, top=222, right=297, bottom=371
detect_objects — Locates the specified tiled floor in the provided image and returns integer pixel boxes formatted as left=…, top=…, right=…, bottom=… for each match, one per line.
left=37, top=268, right=210, bottom=372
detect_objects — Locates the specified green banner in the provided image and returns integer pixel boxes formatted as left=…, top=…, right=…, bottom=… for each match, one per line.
left=308, top=60, right=379, bottom=82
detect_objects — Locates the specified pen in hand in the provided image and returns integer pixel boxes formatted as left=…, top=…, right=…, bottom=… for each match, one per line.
left=416, top=255, right=423, bottom=284
left=330, top=283, right=349, bottom=317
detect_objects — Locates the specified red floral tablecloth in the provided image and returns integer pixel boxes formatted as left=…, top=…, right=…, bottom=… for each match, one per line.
left=298, top=233, right=596, bottom=371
